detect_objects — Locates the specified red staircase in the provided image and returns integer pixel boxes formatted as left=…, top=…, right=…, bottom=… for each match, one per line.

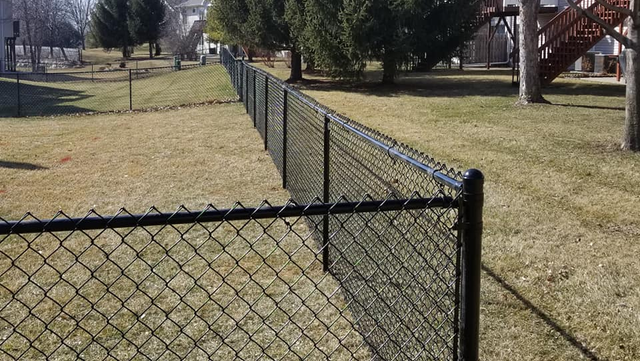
left=537, top=0, right=630, bottom=84
left=476, top=0, right=503, bottom=27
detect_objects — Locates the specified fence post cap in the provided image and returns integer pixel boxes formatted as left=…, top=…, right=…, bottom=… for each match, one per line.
left=463, top=169, right=484, bottom=181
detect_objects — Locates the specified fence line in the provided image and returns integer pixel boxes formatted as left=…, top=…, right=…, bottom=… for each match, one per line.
left=0, top=63, right=236, bottom=117
left=221, top=47, right=484, bottom=361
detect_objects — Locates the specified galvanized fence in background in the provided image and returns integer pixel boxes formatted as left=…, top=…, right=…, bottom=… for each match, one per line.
left=0, top=63, right=236, bottom=117
left=221, top=48, right=484, bottom=361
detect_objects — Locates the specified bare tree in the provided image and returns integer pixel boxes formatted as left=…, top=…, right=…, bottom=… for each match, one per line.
left=14, top=0, right=46, bottom=71
left=516, top=0, right=548, bottom=105
left=66, top=0, right=95, bottom=50
left=566, top=0, right=638, bottom=150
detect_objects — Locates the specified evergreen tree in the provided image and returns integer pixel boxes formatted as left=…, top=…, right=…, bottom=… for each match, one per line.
left=92, top=0, right=131, bottom=58
left=129, top=0, right=166, bottom=58
left=340, top=0, right=479, bottom=83
left=211, top=0, right=305, bottom=82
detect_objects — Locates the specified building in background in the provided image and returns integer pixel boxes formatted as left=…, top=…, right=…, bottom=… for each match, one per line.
left=0, top=0, right=13, bottom=73
left=176, top=0, right=218, bottom=55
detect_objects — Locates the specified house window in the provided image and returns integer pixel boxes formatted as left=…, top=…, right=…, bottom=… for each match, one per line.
left=192, top=8, right=196, bottom=13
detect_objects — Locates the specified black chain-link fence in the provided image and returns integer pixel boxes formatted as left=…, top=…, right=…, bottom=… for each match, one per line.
left=0, top=63, right=237, bottom=117
left=0, top=197, right=467, bottom=361
left=221, top=48, right=484, bottom=361
left=0, top=48, right=483, bottom=361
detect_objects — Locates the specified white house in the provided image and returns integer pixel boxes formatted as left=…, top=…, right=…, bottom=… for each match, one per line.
left=0, top=0, right=13, bottom=72
left=176, top=0, right=219, bottom=54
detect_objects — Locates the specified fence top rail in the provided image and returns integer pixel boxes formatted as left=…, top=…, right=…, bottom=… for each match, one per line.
left=0, top=196, right=456, bottom=235
left=224, top=49, right=463, bottom=191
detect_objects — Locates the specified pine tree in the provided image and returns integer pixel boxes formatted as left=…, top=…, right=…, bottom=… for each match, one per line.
left=92, top=0, right=131, bottom=58
left=340, top=0, right=479, bottom=83
left=129, top=0, right=166, bottom=58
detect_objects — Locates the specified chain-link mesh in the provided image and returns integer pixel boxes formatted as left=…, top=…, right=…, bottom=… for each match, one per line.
left=219, top=47, right=473, bottom=360
left=266, top=77, right=286, bottom=177
left=0, top=197, right=456, bottom=361
left=0, top=64, right=237, bottom=117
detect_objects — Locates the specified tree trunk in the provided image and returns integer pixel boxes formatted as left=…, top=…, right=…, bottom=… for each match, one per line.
left=60, top=47, right=68, bottom=61
left=516, top=0, right=547, bottom=105
left=149, top=42, right=154, bottom=59
left=289, top=48, right=303, bottom=82
left=623, top=40, right=640, bottom=150
left=382, top=49, right=397, bottom=85
left=305, top=58, right=315, bottom=72
left=155, top=43, right=162, bottom=56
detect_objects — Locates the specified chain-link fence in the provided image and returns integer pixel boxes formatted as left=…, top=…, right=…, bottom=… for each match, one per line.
left=0, top=48, right=484, bottom=361
left=221, top=48, right=484, bottom=361
left=0, top=63, right=237, bottom=117
left=0, top=196, right=466, bottom=361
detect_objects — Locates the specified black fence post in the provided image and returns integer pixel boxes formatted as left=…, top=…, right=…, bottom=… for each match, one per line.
left=16, top=72, right=21, bottom=117
left=264, top=76, right=269, bottom=151
left=91, top=64, right=94, bottom=82
left=252, top=70, right=257, bottom=127
left=322, top=114, right=331, bottom=273
left=459, top=169, right=484, bottom=361
left=282, top=89, right=288, bottom=189
left=129, top=69, right=133, bottom=111
left=245, top=64, right=249, bottom=112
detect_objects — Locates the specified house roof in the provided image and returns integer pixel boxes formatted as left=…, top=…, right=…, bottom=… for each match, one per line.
left=177, top=0, right=207, bottom=7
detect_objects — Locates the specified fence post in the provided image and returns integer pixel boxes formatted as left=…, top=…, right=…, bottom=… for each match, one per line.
left=245, top=64, right=249, bottom=111
left=16, top=72, right=21, bottom=117
left=282, top=89, right=288, bottom=189
left=92, top=64, right=94, bottom=82
left=459, top=169, right=484, bottom=361
left=253, top=70, right=257, bottom=127
left=264, top=76, right=269, bottom=151
left=239, top=62, right=244, bottom=103
left=322, top=114, right=331, bottom=273
left=129, top=69, right=133, bottom=111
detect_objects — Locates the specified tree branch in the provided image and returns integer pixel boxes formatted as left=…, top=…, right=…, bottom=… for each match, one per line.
left=566, top=0, right=633, bottom=48
left=594, top=0, right=633, bottom=17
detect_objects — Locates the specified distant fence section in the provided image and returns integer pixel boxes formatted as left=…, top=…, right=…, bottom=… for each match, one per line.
left=221, top=47, right=484, bottom=361
left=0, top=63, right=236, bottom=117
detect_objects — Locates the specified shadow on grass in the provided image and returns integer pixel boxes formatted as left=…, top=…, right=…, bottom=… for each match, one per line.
left=292, top=69, right=625, bottom=101
left=0, top=160, right=48, bottom=170
left=0, top=77, right=95, bottom=117
left=483, top=265, right=604, bottom=361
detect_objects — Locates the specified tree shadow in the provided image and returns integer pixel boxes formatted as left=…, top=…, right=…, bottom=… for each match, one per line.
left=0, top=161, right=48, bottom=170
left=294, top=69, right=626, bottom=100
left=483, top=265, right=605, bottom=361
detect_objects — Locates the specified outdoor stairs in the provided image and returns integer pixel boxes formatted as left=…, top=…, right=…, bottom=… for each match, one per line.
left=183, top=20, right=206, bottom=60
left=412, top=0, right=501, bottom=71
left=537, top=0, right=630, bottom=84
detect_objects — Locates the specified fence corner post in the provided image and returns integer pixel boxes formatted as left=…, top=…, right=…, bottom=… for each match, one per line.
left=459, top=168, right=484, bottom=361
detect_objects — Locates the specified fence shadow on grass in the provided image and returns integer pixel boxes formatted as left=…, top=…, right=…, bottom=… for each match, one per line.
left=0, top=78, right=93, bottom=117
left=482, top=265, right=604, bottom=361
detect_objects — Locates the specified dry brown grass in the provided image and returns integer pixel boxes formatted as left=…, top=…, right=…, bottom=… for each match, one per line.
left=0, top=104, right=286, bottom=218
left=255, top=62, right=640, bottom=361
left=0, top=104, right=370, bottom=359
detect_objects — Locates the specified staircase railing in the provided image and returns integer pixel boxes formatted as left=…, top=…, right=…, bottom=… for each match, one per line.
left=537, top=0, right=629, bottom=83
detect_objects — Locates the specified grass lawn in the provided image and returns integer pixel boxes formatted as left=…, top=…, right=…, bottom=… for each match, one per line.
left=256, top=62, right=640, bottom=360
left=0, top=65, right=236, bottom=117
left=0, top=104, right=369, bottom=359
